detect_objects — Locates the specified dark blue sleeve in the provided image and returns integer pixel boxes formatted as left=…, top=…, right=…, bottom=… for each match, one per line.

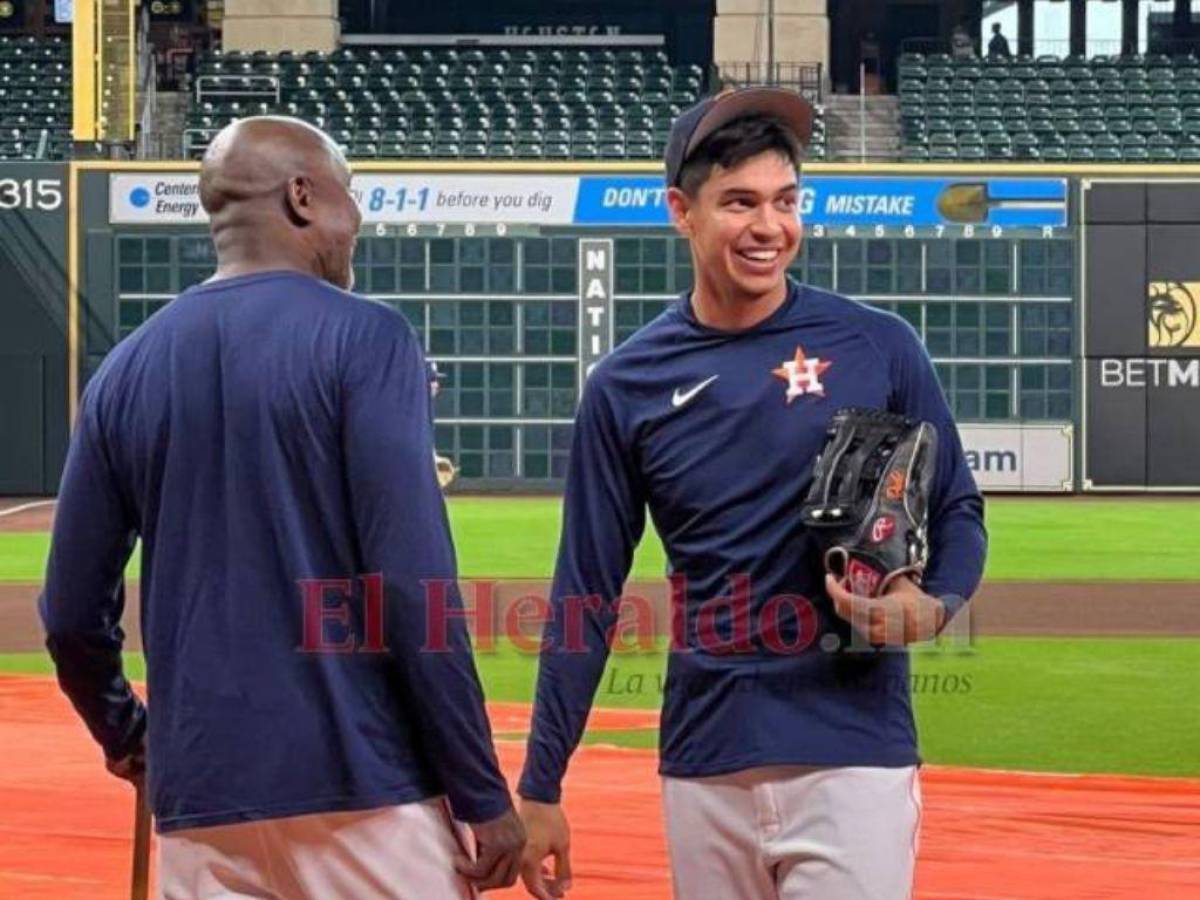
left=39, top=383, right=146, bottom=762
left=340, top=311, right=511, bottom=823
left=518, top=373, right=645, bottom=803
left=888, top=319, right=988, bottom=622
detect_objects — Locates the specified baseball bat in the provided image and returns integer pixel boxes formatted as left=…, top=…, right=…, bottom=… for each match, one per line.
left=130, top=781, right=151, bottom=900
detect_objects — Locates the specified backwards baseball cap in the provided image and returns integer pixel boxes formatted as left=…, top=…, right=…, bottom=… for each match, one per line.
left=664, top=87, right=814, bottom=189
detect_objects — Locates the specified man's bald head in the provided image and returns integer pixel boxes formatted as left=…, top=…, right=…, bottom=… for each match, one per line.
left=199, top=117, right=362, bottom=290
left=199, top=116, right=347, bottom=215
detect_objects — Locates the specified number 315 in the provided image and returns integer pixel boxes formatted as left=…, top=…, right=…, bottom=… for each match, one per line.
left=0, top=179, right=64, bottom=211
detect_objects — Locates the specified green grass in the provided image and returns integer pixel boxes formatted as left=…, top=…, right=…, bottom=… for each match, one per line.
left=475, top=635, right=1200, bottom=777
left=0, top=534, right=141, bottom=583
left=0, top=533, right=52, bottom=582
left=2, top=497, right=1196, bottom=582
left=5, top=638, right=1197, bottom=778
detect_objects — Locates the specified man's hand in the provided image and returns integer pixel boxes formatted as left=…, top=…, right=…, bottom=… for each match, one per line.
left=519, top=798, right=572, bottom=900
left=455, top=806, right=526, bottom=892
left=104, top=732, right=146, bottom=788
left=826, top=573, right=946, bottom=646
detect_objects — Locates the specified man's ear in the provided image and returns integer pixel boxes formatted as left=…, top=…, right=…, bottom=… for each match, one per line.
left=666, top=186, right=693, bottom=238
left=285, top=175, right=316, bottom=225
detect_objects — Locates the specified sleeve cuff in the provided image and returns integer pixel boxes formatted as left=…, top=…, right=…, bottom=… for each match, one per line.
left=450, top=790, right=514, bottom=825
left=516, top=775, right=562, bottom=805
left=932, top=590, right=969, bottom=632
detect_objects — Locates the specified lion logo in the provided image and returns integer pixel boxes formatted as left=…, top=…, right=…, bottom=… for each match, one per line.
left=1148, top=281, right=1200, bottom=348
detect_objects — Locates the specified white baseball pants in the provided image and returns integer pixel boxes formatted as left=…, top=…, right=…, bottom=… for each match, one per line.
left=662, top=765, right=921, bottom=900
left=157, top=798, right=478, bottom=899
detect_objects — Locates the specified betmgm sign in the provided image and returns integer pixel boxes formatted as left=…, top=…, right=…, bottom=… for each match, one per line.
left=1082, top=180, right=1200, bottom=490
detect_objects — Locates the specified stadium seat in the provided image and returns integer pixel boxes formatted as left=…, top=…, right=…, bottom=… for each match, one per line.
left=899, top=49, right=1200, bottom=162
left=185, top=43, right=831, bottom=160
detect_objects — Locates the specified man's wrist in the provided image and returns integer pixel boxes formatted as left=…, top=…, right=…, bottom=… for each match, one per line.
left=933, top=592, right=967, bottom=632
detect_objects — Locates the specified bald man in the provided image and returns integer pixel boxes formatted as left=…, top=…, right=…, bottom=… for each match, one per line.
left=40, top=117, right=524, bottom=898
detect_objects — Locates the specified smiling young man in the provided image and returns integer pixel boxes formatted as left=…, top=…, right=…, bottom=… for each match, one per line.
left=516, top=89, right=987, bottom=899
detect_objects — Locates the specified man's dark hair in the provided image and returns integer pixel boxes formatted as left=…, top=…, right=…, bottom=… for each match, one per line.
left=676, top=114, right=805, bottom=197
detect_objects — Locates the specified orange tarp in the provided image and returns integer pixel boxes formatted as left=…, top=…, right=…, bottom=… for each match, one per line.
left=2, top=676, right=1198, bottom=899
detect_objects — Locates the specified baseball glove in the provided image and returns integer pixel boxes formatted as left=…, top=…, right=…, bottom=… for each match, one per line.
left=799, top=407, right=938, bottom=598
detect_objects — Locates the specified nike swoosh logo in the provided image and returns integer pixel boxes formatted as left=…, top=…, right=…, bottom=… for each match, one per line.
left=671, top=375, right=719, bottom=408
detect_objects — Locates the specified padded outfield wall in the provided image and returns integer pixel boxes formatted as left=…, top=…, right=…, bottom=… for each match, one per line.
left=3, top=162, right=1198, bottom=494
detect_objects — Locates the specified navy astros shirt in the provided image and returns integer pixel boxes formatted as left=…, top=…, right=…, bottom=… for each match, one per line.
left=40, top=271, right=511, bottom=832
left=519, top=279, right=987, bottom=803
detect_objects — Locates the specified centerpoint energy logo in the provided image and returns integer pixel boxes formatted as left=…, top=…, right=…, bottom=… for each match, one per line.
left=1147, top=281, right=1200, bottom=348
left=111, top=176, right=203, bottom=221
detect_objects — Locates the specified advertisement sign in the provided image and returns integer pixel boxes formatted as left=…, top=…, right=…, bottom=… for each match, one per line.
left=957, top=424, right=1074, bottom=492
left=1082, top=178, right=1200, bottom=490
left=109, top=173, right=581, bottom=225
left=573, top=175, right=1069, bottom=229
left=111, top=173, right=1069, bottom=231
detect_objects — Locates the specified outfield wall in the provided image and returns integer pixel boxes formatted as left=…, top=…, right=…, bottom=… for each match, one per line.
left=3, top=162, right=1199, bottom=494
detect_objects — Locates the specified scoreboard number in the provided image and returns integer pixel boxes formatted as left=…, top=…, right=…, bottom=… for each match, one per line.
left=0, top=178, right=64, bottom=211
left=805, top=221, right=1056, bottom=240
left=369, top=222, right=519, bottom=238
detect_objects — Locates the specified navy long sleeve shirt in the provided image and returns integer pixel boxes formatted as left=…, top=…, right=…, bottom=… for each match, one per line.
left=519, top=280, right=987, bottom=803
left=40, top=270, right=511, bottom=832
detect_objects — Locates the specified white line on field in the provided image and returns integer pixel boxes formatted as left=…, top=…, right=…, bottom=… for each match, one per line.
left=0, top=500, right=55, bottom=518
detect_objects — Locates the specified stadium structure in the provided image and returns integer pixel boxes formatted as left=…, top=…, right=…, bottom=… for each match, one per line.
left=1, top=1, right=1199, bottom=493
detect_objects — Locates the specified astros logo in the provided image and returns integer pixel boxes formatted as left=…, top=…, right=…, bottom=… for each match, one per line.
left=772, top=346, right=832, bottom=404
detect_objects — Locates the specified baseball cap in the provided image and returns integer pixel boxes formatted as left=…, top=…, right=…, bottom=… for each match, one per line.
left=664, top=87, right=814, bottom=188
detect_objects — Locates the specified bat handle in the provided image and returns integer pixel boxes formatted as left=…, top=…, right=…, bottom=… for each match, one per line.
left=130, top=781, right=152, bottom=900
